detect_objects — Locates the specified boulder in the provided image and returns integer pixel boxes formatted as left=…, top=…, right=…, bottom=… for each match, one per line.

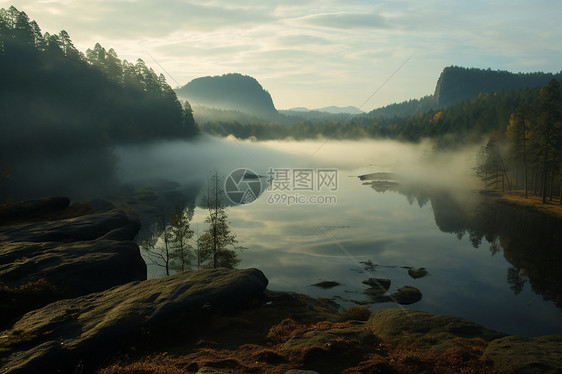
left=391, top=286, right=422, bottom=305
left=0, top=268, right=268, bottom=374
left=0, top=240, right=146, bottom=294
left=361, top=278, right=390, bottom=290
left=0, top=210, right=146, bottom=297
left=485, top=335, right=562, bottom=373
left=407, top=267, right=428, bottom=279
left=367, top=308, right=505, bottom=352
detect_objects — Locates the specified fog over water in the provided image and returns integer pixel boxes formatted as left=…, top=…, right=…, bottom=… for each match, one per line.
left=116, top=135, right=482, bottom=193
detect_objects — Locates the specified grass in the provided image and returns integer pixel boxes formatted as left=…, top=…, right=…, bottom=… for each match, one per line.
left=496, top=190, right=562, bottom=219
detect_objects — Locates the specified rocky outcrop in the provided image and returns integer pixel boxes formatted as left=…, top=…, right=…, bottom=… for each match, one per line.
left=367, top=308, right=506, bottom=352
left=0, top=196, right=71, bottom=225
left=485, top=335, right=562, bottom=373
left=0, top=268, right=268, bottom=374
left=0, top=210, right=146, bottom=297
left=0, top=209, right=141, bottom=243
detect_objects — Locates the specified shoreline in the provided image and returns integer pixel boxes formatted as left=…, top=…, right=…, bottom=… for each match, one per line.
left=481, top=189, right=562, bottom=220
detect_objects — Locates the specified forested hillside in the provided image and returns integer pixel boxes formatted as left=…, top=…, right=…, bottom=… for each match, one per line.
left=0, top=6, right=198, bottom=199
left=202, top=85, right=543, bottom=146
left=434, top=66, right=562, bottom=107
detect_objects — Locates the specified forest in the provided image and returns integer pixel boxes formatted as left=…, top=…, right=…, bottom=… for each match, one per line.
left=0, top=6, right=198, bottom=199
left=475, top=79, right=562, bottom=204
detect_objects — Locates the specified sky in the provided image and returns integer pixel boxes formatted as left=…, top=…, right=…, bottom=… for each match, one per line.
left=4, top=0, right=562, bottom=110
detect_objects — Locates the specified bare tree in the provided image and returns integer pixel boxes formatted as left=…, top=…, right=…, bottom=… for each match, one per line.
left=140, top=209, right=173, bottom=276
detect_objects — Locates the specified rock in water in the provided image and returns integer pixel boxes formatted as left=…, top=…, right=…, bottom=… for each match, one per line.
left=362, top=278, right=391, bottom=290
left=407, top=267, right=428, bottom=279
left=0, top=268, right=268, bottom=374
left=312, top=281, right=340, bottom=289
left=391, top=286, right=422, bottom=305
left=364, top=285, right=422, bottom=305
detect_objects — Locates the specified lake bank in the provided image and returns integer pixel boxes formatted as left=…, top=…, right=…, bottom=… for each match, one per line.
left=492, top=190, right=562, bottom=220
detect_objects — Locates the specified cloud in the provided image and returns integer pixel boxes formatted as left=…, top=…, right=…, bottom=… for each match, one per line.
left=297, top=12, right=389, bottom=30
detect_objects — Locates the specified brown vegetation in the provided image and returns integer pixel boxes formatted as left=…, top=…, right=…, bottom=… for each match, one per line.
left=97, top=304, right=496, bottom=374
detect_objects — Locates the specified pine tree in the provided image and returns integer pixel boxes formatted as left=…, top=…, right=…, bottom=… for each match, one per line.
left=169, top=204, right=195, bottom=273
left=534, top=79, right=562, bottom=203
left=506, top=104, right=533, bottom=197
left=197, top=172, right=242, bottom=269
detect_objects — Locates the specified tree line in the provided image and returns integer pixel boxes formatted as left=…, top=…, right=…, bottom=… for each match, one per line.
left=0, top=6, right=198, bottom=199
left=475, top=79, right=562, bottom=204
left=199, top=85, right=542, bottom=147
left=140, top=172, right=243, bottom=274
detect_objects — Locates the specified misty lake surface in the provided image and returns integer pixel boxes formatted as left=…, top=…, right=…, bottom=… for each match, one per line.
left=126, top=138, right=562, bottom=337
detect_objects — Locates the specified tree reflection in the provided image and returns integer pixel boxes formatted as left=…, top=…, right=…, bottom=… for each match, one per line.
left=362, top=177, right=562, bottom=310
left=507, top=267, right=527, bottom=295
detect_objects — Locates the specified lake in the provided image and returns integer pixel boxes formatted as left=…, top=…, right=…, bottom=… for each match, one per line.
left=120, top=138, right=562, bottom=337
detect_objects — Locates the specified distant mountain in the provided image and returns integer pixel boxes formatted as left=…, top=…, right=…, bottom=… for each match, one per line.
left=287, top=106, right=363, bottom=114
left=317, top=106, right=364, bottom=114
left=434, top=66, right=562, bottom=107
left=175, top=73, right=277, bottom=118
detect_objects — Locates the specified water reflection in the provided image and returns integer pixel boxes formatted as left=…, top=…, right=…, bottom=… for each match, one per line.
left=363, top=174, right=562, bottom=312
left=129, top=162, right=561, bottom=337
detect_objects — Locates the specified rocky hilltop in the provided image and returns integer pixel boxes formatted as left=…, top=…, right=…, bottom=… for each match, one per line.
left=434, top=66, right=561, bottom=107
left=175, top=73, right=278, bottom=117
left=1, top=198, right=561, bottom=374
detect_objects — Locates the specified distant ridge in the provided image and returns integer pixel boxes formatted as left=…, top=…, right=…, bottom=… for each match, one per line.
left=286, top=106, right=364, bottom=114
left=434, top=66, right=562, bottom=107
left=317, top=106, right=364, bottom=114
left=175, top=73, right=277, bottom=117
left=366, top=67, right=562, bottom=119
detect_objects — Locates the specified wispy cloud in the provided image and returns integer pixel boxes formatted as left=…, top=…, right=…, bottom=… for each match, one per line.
left=3, top=0, right=561, bottom=109
left=297, top=12, right=389, bottom=30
